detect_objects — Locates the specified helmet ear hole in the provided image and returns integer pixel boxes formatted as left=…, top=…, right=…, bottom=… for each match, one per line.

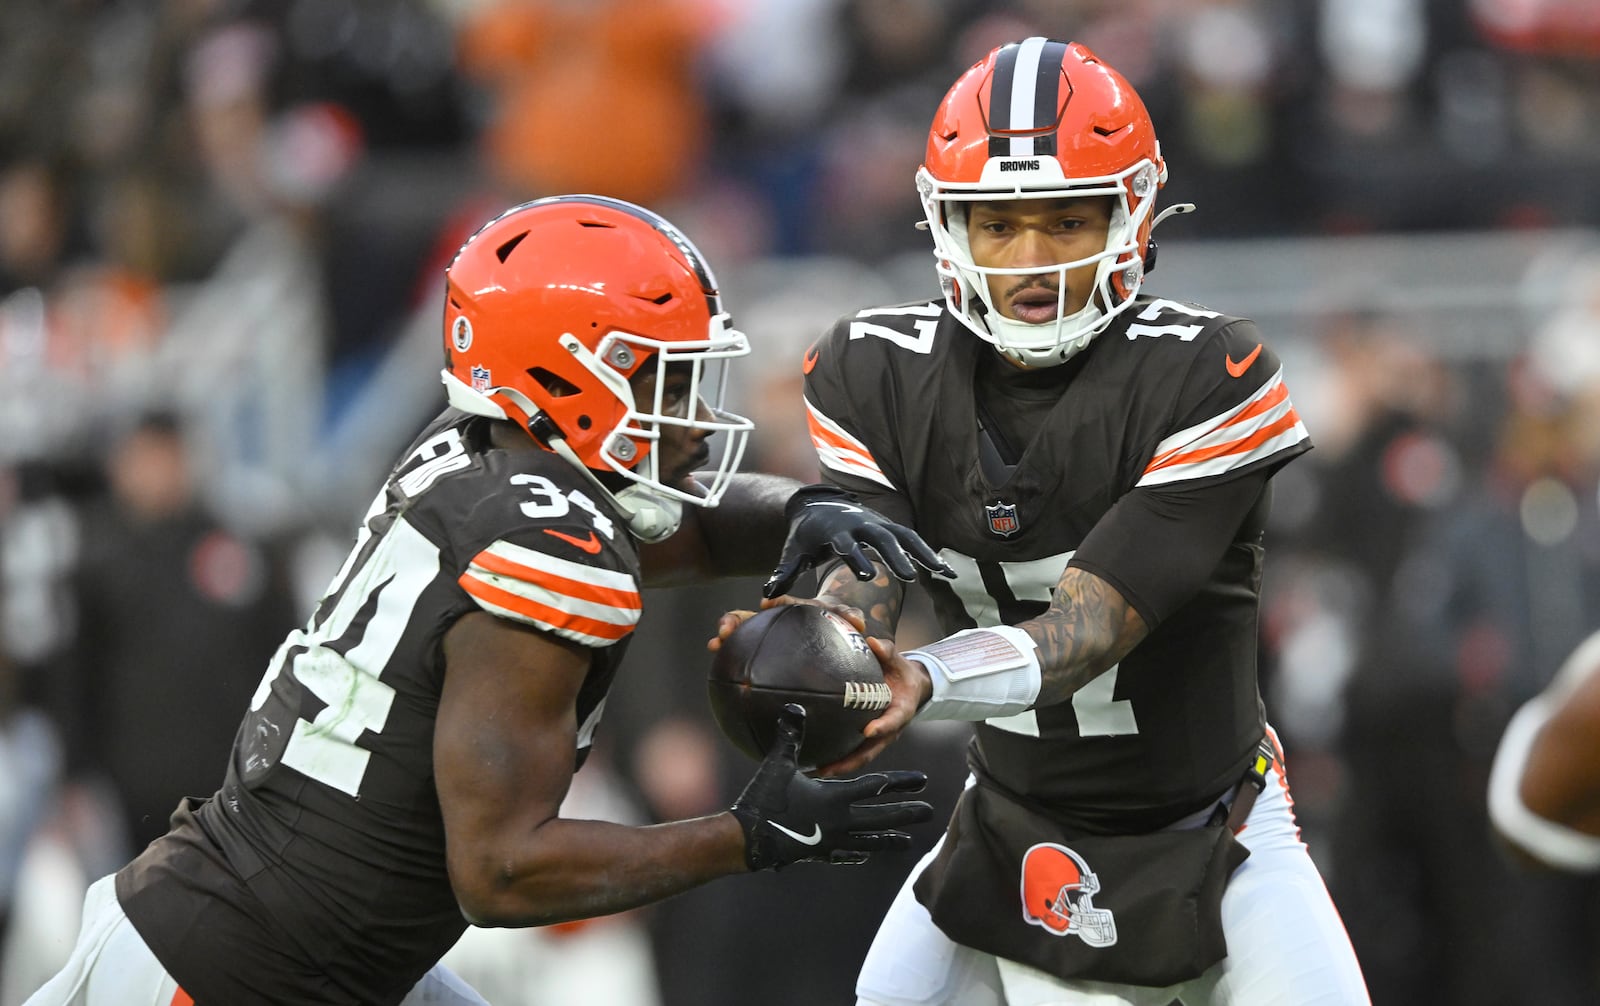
left=530, top=367, right=581, bottom=398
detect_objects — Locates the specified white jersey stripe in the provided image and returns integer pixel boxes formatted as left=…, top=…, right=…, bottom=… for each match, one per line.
left=479, top=539, right=638, bottom=594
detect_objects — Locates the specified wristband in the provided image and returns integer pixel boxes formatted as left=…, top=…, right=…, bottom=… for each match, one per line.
left=904, top=626, right=1042, bottom=721
left=1487, top=701, right=1600, bottom=872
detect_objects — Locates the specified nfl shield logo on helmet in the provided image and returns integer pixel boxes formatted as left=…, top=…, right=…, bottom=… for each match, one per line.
left=470, top=365, right=492, bottom=393
left=986, top=501, right=1020, bottom=537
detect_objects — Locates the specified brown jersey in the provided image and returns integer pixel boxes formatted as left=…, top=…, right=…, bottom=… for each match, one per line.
left=117, top=410, right=643, bottom=1005
left=802, top=297, right=1310, bottom=832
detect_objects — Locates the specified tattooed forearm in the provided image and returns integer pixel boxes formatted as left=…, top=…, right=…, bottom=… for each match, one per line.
left=1026, top=567, right=1149, bottom=707
left=816, top=561, right=906, bottom=641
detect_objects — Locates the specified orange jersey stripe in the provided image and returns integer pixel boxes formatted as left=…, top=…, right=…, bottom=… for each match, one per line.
left=806, top=410, right=862, bottom=456
left=458, top=572, right=634, bottom=641
left=468, top=549, right=641, bottom=612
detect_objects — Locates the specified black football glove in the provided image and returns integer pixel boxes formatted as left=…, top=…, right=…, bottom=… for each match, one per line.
left=730, top=704, right=933, bottom=871
left=763, top=485, right=954, bottom=598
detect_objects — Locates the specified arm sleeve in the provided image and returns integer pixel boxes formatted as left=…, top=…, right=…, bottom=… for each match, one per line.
left=1068, top=469, right=1272, bottom=628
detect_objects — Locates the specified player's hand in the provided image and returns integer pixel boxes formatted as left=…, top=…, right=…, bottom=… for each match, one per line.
left=706, top=597, right=869, bottom=657
left=816, top=636, right=933, bottom=777
left=763, top=485, right=953, bottom=598
left=730, top=704, right=932, bottom=870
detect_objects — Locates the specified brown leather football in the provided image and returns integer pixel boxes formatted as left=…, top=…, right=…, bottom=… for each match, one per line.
left=708, top=604, right=892, bottom=769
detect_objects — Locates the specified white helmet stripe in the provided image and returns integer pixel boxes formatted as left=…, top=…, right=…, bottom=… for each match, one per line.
left=1006, top=37, right=1047, bottom=156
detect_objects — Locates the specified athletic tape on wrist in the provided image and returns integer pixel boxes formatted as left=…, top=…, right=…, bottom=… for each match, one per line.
left=1487, top=701, right=1600, bottom=872
left=904, top=625, right=1042, bottom=721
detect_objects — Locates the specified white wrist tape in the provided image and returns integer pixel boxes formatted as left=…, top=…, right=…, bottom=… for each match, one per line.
left=904, top=626, right=1042, bottom=722
left=1487, top=701, right=1600, bottom=872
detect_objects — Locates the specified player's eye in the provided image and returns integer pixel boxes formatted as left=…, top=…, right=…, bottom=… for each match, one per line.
left=659, top=379, right=693, bottom=415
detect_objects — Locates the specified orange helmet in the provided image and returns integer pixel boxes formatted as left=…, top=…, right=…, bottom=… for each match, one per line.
left=1019, top=843, right=1118, bottom=947
left=441, top=195, right=752, bottom=537
left=918, top=39, right=1184, bottom=367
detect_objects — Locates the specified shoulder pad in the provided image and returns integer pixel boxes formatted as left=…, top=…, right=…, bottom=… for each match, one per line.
left=459, top=533, right=640, bottom=647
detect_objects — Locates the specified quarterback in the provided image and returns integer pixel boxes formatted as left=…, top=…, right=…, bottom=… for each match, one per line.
left=737, top=39, right=1372, bottom=1005
left=27, top=196, right=941, bottom=1005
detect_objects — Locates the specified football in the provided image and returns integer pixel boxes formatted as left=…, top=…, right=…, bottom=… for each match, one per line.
left=708, top=604, right=893, bottom=769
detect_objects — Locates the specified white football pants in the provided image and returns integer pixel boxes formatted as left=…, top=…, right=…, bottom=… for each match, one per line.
left=23, top=875, right=489, bottom=1006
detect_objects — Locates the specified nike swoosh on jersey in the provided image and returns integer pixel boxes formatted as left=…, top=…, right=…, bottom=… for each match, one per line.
left=459, top=539, right=640, bottom=646
left=1224, top=343, right=1262, bottom=378
left=543, top=528, right=602, bottom=554
left=1137, top=367, right=1308, bottom=488
left=769, top=821, right=823, bottom=846
left=803, top=343, right=821, bottom=375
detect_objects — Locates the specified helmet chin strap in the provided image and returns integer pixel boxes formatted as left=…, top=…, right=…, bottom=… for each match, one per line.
left=611, top=483, right=685, bottom=544
left=539, top=424, right=684, bottom=544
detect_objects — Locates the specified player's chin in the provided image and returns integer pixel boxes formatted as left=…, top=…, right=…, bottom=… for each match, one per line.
left=655, top=450, right=709, bottom=488
left=660, top=468, right=705, bottom=495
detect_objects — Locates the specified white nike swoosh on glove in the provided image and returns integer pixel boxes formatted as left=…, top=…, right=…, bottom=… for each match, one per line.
left=805, top=501, right=864, bottom=513
left=769, top=821, right=823, bottom=845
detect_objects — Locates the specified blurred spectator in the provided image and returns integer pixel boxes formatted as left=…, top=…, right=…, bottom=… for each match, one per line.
left=0, top=637, right=59, bottom=977
left=805, top=0, right=969, bottom=260
left=54, top=410, right=299, bottom=855
left=457, top=0, right=716, bottom=205
left=1330, top=332, right=1600, bottom=1005
left=1471, top=0, right=1600, bottom=57
left=1259, top=308, right=1461, bottom=850
left=0, top=158, right=75, bottom=295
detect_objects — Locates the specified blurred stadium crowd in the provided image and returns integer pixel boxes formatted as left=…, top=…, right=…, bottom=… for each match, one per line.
left=2, top=0, right=1600, bottom=1003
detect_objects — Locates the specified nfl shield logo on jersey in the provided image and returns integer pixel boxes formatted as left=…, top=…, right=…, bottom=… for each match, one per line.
left=986, top=501, right=1021, bottom=537
left=470, top=365, right=492, bottom=393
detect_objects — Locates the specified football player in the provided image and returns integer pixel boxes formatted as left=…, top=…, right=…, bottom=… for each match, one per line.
left=742, top=40, right=1371, bottom=1005
left=27, top=195, right=941, bottom=1006
left=1488, top=629, right=1600, bottom=872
